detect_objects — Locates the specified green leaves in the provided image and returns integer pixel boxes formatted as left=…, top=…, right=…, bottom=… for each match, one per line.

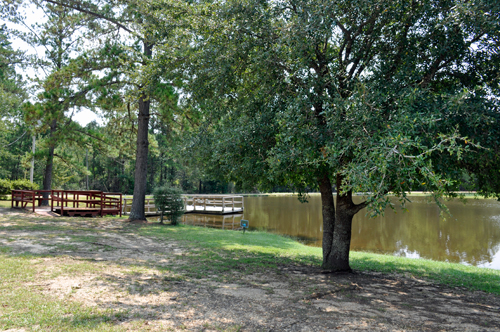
left=187, top=0, right=500, bottom=205
left=153, top=185, right=184, bottom=225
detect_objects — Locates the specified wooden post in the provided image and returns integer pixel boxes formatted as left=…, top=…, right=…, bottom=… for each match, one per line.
left=222, top=197, right=225, bottom=213
left=61, top=191, right=64, bottom=216
left=232, top=197, right=234, bottom=211
left=241, top=196, right=244, bottom=211
left=100, top=192, right=103, bottom=217
left=204, top=197, right=207, bottom=211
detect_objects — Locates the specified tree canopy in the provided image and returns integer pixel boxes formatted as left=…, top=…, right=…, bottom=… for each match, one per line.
left=185, top=0, right=500, bottom=270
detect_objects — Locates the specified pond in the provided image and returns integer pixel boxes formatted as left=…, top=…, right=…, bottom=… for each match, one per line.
left=181, top=195, right=500, bottom=270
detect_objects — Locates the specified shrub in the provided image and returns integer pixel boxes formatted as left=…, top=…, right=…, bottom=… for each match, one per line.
left=0, top=179, right=38, bottom=200
left=153, top=186, right=185, bottom=225
left=0, top=179, right=12, bottom=199
left=11, top=179, right=38, bottom=191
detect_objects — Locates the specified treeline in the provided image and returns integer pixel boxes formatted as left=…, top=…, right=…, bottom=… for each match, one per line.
left=0, top=116, right=237, bottom=195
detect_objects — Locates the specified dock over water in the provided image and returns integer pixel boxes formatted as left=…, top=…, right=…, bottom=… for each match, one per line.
left=184, top=195, right=244, bottom=214
left=122, top=195, right=244, bottom=216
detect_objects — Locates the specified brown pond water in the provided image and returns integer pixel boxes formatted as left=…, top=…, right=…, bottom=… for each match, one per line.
left=181, top=195, right=500, bottom=270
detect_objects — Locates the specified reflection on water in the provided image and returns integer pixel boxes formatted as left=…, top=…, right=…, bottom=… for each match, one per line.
left=181, top=195, right=500, bottom=270
left=182, top=213, right=244, bottom=230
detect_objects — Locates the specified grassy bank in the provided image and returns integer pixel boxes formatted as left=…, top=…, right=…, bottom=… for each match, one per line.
left=1, top=210, right=499, bottom=297
left=1, top=213, right=499, bottom=331
left=140, top=224, right=500, bottom=295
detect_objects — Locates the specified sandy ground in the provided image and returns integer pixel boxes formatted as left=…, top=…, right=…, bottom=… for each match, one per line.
left=0, top=207, right=499, bottom=332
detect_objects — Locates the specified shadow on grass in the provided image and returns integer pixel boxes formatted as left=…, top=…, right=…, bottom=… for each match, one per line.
left=351, top=253, right=500, bottom=295
left=1, top=213, right=499, bottom=295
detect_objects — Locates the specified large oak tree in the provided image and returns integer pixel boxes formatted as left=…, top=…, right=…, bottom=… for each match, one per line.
left=185, top=0, right=500, bottom=271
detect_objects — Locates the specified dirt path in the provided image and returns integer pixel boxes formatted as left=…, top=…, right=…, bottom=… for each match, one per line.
left=1, top=208, right=499, bottom=331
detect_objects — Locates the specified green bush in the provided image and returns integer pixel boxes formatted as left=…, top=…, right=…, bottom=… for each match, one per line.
left=153, top=186, right=185, bottom=225
left=0, top=179, right=12, bottom=199
left=0, top=179, right=38, bottom=200
left=11, top=179, right=38, bottom=191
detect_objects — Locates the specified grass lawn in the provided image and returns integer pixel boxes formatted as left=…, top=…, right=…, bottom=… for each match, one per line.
left=0, top=200, right=11, bottom=208
left=138, top=223, right=500, bottom=295
left=0, top=256, right=124, bottom=331
left=1, top=212, right=499, bottom=331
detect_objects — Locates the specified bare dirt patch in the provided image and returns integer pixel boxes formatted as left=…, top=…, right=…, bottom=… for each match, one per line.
left=1, top=207, right=499, bottom=331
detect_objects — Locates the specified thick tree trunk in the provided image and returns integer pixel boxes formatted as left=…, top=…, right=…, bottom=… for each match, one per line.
left=318, top=172, right=336, bottom=268
left=321, top=174, right=367, bottom=271
left=41, top=119, right=57, bottom=206
left=129, top=41, right=153, bottom=222
left=327, top=190, right=356, bottom=271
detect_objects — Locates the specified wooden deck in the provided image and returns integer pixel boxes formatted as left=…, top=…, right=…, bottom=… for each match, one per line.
left=11, top=190, right=122, bottom=217
left=51, top=190, right=122, bottom=217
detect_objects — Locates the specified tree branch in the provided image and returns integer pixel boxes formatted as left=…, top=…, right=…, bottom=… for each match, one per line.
left=42, top=0, right=135, bottom=35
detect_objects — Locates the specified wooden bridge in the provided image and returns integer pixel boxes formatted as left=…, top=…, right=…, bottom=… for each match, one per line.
left=122, top=195, right=244, bottom=216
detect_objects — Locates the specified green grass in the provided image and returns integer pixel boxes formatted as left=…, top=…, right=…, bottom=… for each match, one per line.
left=0, top=213, right=499, bottom=331
left=0, top=256, right=125, bottom=331
left=0, top=199, right=12, bottom=208
left=141, top=224, right=320, bottom=276
left=350, top=251, right=500, bottom=293
left=140, top=223, right=500, bottom=294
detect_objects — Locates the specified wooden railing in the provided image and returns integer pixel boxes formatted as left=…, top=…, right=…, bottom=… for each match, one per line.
left=121, top=195, right=244, bottom=215
left=122, top=198, right=158, bottom=215
left=11, top=190, right=122, bottom=217
left=51, top=190, right=122, bottom=217
left=11, top=190, right=51, bottom=212
left=182, top=195, right=244, bottom=213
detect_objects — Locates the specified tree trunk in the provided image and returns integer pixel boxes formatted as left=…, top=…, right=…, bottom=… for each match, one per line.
left=318, top=172, right=336, bottom=269
left=41, top=119, right=57, bottom=206
left=129, top=94, right=150, bottom=221
left=321, top=174, right=367, bottom=271
left=129, top=41, right=153, bottom=222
